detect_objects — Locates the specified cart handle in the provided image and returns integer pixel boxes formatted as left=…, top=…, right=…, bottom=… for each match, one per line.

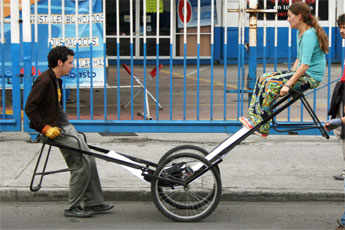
left=30, top=132, right=83, bottom=192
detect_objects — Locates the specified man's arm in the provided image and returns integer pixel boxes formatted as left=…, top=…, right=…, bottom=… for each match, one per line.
left=324, top=116, right=345, bottom=132
left=24, top=77, right=49, bottom=133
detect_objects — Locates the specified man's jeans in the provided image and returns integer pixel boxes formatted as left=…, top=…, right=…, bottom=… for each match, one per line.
left=341, top=181, right=345, bottom=226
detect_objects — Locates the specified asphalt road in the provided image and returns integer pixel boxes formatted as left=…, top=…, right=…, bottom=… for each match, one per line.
left=1, top=201, right=343, bottom=229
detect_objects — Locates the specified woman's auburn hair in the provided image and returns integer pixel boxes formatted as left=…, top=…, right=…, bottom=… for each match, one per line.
left=289, top=1, right=329, bottom=54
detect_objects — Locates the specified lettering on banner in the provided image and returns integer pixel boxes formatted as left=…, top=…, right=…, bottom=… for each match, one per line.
left=30, top=13, right=104, bottom=24
left=74, top=57, right=105, bottom=69
left=49, top=37, right=99, bottom=47
left=258, top=0, right=325, bottom=20
left=69, top=70, right=97, bottom=79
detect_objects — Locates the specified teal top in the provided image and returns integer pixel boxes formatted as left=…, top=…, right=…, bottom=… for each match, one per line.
left=297, top=28, right=326, bottom=82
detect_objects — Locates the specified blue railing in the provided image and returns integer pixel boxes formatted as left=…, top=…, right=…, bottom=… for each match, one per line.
left=0, top=0, right=344, bottom=136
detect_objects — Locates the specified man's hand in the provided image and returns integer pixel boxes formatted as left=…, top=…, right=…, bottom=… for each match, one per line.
left=41, top=125, right=61, bottom=138
left=324, top=118, right=342, bottom=132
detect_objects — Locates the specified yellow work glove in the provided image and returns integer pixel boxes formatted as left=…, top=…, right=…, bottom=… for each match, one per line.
left=41, top=125, right=61, bottom=139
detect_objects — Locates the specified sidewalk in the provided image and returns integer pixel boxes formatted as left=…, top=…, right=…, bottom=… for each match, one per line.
left=0, top=131, right=344, bottom=202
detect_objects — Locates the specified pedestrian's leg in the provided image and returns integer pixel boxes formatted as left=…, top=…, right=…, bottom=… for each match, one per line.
left=339, top=181, right=345, bottom=227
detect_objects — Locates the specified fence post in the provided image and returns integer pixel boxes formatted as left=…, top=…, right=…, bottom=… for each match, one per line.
left=248, top=0, right=258, bottom=99
left=22, top=0, right=32, bottom=132
left=10, top=0, right=21, bottom=131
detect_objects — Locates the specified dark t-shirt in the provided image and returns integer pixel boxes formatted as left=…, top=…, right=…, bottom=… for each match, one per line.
left=55, top=79, right=70, bottom=127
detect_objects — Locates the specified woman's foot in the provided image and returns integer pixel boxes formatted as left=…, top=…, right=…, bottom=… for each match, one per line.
left=239, top=117, right=268, bottom=138
left=239, top=117, right=254, bottom=129
left=255, top=131, right=268, bottom=138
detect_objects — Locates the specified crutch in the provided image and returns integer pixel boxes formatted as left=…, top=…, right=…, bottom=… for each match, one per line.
left=122, top=64, right=163, bottom=119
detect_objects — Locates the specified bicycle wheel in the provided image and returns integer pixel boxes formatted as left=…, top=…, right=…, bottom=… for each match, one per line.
left=151, top=152, right=222, bottom=222
left=157, top=145, right=221, bottom=211
left=158, top=145, right=209, bottom=164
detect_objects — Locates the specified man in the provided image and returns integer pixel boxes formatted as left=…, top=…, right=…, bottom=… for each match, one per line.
left=327, top=13, right=345, bottom=181
left=25, top=46, right=113, bottom=218
left=325, top=13, right=345, bottom=230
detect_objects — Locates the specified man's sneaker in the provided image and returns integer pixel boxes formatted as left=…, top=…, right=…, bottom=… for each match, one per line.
left=239, top=117, right=254, bottom=129
left=333, top=173, right=345, bottom=181
left=64, top=206, right=93, bottom=218
left=337, top=219, right=345, bottom=229
left=84, top=203, right=114, bottom=213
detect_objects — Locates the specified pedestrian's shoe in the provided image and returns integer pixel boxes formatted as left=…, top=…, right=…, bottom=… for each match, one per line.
left=333, top=173, right=345, bottom=181
left=337, top=219, right=345, bottom=229
left=64, top=206, right=93, bottom=218
left=84, top=203, right=114, bottom=213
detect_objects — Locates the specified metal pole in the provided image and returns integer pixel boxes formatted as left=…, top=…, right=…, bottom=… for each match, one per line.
left=76, top=0, right=80, bottom=119
left=62, top=0, right=66, bottom=110
left=274, top=0, right=278, bottom=71
left=341, top=1, right=345, bottom=71
left=327, top=0, right=334, bottom=115
left=103, top=0, right=107, bottom=120
left=143, top=0, right=147, bottom=119
left=210, top=0, right=214, bottom=120
left=169, top=0, right=173, bottom=120
left=197, top=0, right=200, bottom=120
left=263, top=0, right=267, bottom=73
left=10, top=0, right=21, bottom=130
left=130, top=0, right=134, bottom=119
left=116, top=0, right=120, bottom=120
left=48, top=0, right=51, bottom=49
left=247, top=0, right=258, bottom=95
left=156, top=0, right=160, bottom=120
left=34, top=0, right=38, bottom=78
left=89, top=0, right=94, bottom=119
left=240, top=0, right=245, bottom=116
left=223, top=0, right=228, bottom=121
left=183, top=0, right=187, bottom=120
left=1, top=0, right=5, bottom=120
left=237, top=0, right=242, bottom=119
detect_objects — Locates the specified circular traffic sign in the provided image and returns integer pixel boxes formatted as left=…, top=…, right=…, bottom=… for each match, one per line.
left=178, top=0, right=192, bottom=24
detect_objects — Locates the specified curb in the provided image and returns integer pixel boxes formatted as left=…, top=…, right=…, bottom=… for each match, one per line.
left=1, top=188, right=343, bottom=202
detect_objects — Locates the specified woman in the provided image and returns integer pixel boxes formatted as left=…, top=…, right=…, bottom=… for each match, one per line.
left=239, top=1, right=329, bottom=138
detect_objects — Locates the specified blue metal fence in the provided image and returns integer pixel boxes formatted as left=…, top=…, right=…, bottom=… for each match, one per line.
left=0, top=0, right=344, bottom=136
left=0, top=0, right=21, bottom=132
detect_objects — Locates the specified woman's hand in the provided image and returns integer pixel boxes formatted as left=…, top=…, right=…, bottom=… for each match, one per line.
left=280, top=85, right=291, bottom=96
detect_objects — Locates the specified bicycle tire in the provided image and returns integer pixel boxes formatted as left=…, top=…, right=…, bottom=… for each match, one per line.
left=159, top=145, right=220, bottom=174
left=151, top=152, right=222, bottom=222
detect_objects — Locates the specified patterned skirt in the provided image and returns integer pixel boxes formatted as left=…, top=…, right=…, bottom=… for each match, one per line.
left=247, top=70, right=320, bottom=135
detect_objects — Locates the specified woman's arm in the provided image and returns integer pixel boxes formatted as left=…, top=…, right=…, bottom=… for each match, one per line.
left=291, top=58, right=299, bottom=71
left=280, top=63, right=309, bottom=96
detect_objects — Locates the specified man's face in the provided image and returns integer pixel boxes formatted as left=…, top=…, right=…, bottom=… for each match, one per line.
left=339, top=24, right=345, bottom=39
left=59, top=55, right=74, bottom=77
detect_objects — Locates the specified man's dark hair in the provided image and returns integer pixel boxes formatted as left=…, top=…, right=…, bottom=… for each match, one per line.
left=337, top=14, right=345, bottom=27
left=48, top=46, right=74, bottom=68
